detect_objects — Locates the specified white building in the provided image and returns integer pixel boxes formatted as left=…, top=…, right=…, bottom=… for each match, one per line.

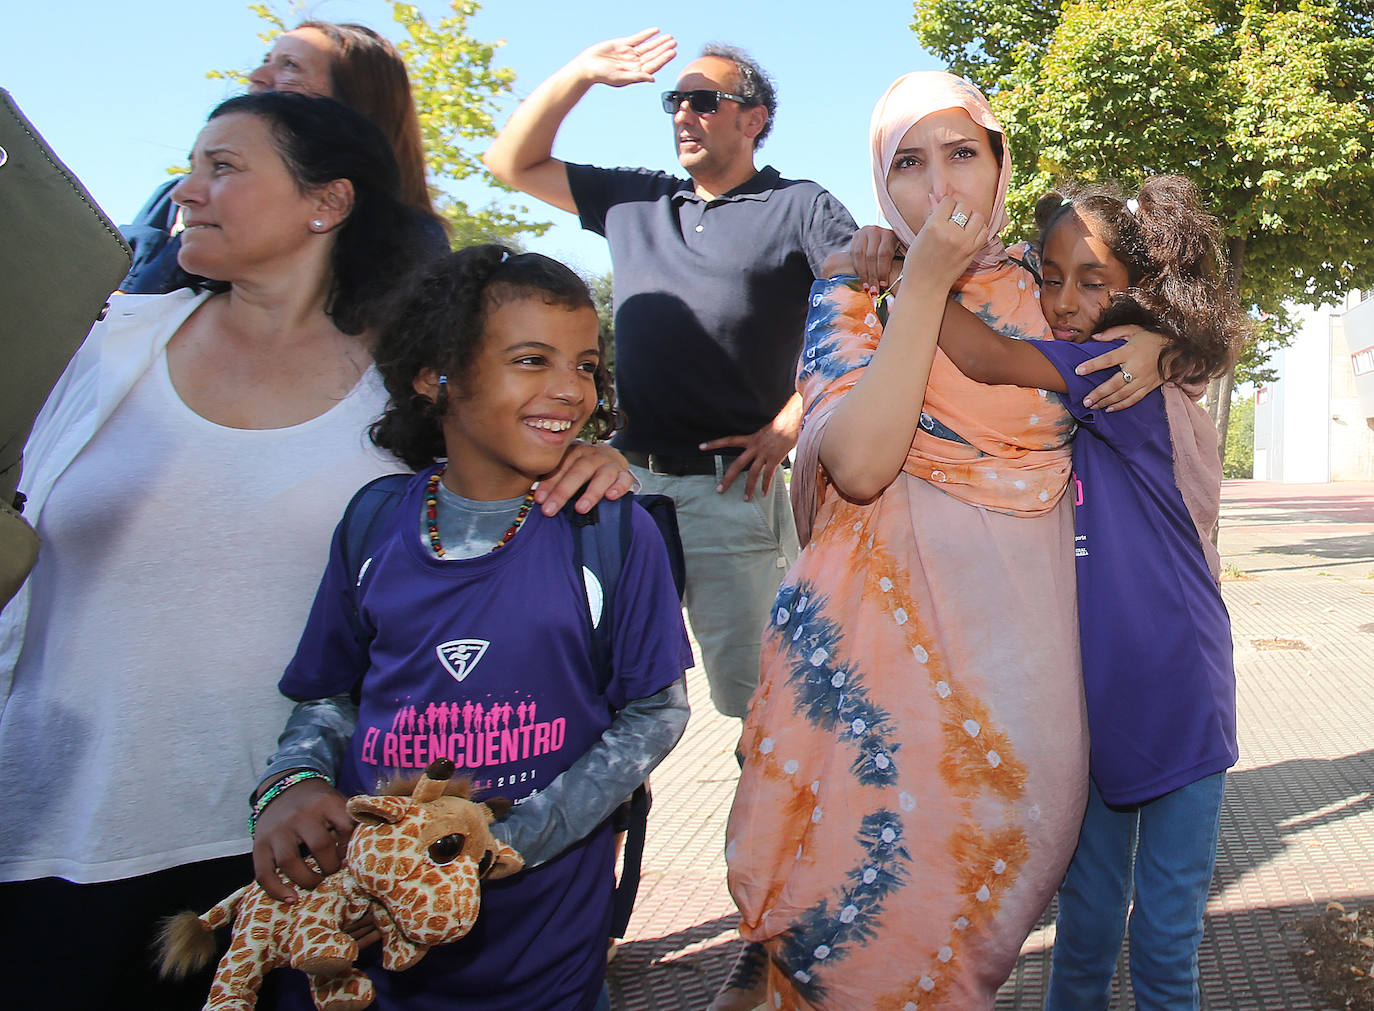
left=1253, top=292, right=1374, bottom=482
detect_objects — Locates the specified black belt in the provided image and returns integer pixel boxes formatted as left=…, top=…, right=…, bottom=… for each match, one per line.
left=623, top=449, right=742, bottom=477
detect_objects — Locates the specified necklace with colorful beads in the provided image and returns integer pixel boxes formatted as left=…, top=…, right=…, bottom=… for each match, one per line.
left=424, top=468, right=535, bottom=558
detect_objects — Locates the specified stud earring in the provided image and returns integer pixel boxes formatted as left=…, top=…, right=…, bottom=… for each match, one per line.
left=311, top=219, right=325, bottom=231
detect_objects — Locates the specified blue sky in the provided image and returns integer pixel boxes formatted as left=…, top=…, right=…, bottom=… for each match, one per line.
left=2, top=0, right=942, bottom=276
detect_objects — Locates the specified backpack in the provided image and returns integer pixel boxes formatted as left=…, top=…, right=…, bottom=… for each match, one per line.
left=336, top=472, right=686, bottom=937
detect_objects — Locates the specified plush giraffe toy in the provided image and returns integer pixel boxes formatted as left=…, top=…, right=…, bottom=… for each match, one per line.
left=159, top=758, right=522, bottom=1011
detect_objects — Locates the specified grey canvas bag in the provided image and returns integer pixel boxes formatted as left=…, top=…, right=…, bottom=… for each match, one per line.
left=0, top=88, right=131, bottom=609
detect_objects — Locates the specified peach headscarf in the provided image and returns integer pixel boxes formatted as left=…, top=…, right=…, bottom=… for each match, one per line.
left=870, top=71, right=1011, bottom=272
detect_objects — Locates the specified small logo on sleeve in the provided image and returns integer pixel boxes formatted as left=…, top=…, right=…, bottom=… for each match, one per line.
left=436, top=639, right=490, bottom=683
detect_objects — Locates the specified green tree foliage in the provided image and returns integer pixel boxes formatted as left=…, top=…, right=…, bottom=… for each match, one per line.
left=912, top=0, right=1374, bottom=445
left=1224, top=394, right=1255, bottom=479
left=913, top=0, right=1061, bottom=83
left=588, top=270, right=617, bottom=436
left=589, top=270, right=616, bottom=376
left=224, top=1, right=549, bottom=246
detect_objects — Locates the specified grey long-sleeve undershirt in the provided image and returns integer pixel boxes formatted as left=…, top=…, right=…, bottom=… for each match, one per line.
left=260, top=694, right=358, bottom=788
left=261, top=679, right=689, bottom=868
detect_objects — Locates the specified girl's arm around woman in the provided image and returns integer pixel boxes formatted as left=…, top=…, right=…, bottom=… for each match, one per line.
left=818, top=198, right=988, bottom=501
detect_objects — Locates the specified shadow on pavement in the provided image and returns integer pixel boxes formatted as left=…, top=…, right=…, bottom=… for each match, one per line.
left=1213, top=751, right=1374, bottom=892
left=1257, top=534, right=1374, bottom=564
left=609, top=913, right=741, bottom=1010
left=998, top=895, right=1365, bottom=1010
left=612, top=754, right=1374, bottom=1009
left=996, top=753, right=1374, bottom=1009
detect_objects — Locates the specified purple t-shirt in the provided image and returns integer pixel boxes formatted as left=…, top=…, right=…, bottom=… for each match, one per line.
left=1029, top=340, right=1238, bottom=806
left=280, top=466, right=692, bottom=1010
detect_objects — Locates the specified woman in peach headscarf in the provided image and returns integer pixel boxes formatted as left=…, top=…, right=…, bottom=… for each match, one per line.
left=719, top=72, right=1088, bottom=1010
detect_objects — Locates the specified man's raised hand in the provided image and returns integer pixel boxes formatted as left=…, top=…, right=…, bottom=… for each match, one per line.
left=576, top=28, right=677, bottom=88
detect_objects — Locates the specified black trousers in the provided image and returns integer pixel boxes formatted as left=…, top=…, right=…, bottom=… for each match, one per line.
left=0, top=853, right=284, bottom=1011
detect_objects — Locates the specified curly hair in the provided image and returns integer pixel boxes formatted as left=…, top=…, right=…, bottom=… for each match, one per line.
left=701, top=42, right=777, bottom=147
left=201, top=92, right=425, bottom=335
left=1034, top=175, right=1249, bottom=385
left=370, top=244, right=621, bottom=470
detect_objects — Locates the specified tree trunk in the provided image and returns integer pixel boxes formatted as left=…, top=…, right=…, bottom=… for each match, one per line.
left=1213, top=236, right=1248, bottom=463
left=1206, top=376, right=1224, bottom=427
left=1207, top=236, right=1247, bottom=548
left=1212, top=369, right=1237, bottom=465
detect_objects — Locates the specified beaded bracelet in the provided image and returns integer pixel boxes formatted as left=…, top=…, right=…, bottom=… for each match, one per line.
left=249, top=769, right=331, bottom=837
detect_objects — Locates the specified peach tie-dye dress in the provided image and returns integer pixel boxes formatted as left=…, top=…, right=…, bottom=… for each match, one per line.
left=726, top=259, right=1088, bottom=1010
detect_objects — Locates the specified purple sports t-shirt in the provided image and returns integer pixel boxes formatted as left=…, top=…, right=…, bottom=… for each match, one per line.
left=280, top=466, right=692, bottom=1010
left=1029, top=340, right=1238, bottom=806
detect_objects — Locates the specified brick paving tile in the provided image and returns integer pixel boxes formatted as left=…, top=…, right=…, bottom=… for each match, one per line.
left=608, top=481, right=1374, bottom=1010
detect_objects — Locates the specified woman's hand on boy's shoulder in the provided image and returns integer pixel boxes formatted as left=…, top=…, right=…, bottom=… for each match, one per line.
left=1079, top=325, right=1169, bottom=412
left=534, top=440, right=637, bottom=516
left=251, top=778, right=355, bottom=903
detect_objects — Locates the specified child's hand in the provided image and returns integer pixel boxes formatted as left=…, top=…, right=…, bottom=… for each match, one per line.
left=252, top=778, right=355, bottom=903
left=1078, top=325, right=1169, bottom=411
left=342, top=911, right=382, bottom=952
left=534, top=440, right=637, bottom=516
left=844, top=226, right=903, bottom=293
left=906, top=197, right=988, bottom=291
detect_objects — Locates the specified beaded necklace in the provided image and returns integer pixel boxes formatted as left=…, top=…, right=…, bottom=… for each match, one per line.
left=424, top=468, right=535, bottom=558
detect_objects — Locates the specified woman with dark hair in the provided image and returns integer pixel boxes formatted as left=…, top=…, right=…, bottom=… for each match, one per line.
left=0, top=92, right=429, bottom=1010
left=933, top=174, right=1245, bottom=1010
left=122, top=21, right=444, bottom=294
left=184, top=92, right=423, bottom=335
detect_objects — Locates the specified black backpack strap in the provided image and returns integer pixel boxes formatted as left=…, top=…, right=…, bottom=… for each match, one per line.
left=339, top=473, right=411, bottom=646
left=566, top=493, right=634, bottom=695
left=629, top=493, right=686, bottom=602
left=566, top=492, right=654, bottom=939
left=609, top=781, right=652, bottom=938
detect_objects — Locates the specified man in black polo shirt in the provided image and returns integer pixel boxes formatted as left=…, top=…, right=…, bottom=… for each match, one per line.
left=485, top=29, right=857, bottom=719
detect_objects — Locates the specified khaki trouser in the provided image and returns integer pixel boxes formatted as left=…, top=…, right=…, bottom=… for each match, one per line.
left=630, top=461, right=799, bottom=718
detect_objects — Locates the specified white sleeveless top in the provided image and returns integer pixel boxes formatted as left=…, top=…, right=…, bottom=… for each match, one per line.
left=0, top=349, right=397, bottom=883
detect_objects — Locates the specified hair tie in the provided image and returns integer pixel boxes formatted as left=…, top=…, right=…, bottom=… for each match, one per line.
left=1125, top=198, right=1140, bottom=215
left=438, top=375, right=448, bottom=385
left=499, top=250, right=510, bottom=263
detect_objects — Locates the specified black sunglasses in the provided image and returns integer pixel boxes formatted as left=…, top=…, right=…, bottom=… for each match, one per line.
left=660, top=89, right=751, bottom=115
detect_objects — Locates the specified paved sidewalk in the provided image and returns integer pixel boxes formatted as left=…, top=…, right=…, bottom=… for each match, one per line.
left=607, top=481, right=1374, bottom=1010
